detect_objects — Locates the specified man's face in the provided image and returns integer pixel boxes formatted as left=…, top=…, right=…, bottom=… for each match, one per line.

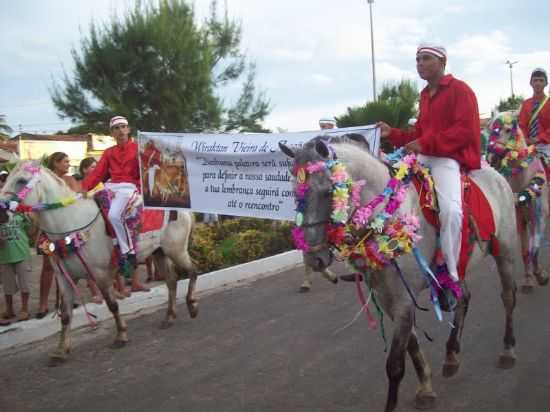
left=530, top=75, right=547, bottom=94
left=111, top=123, right=130, bottom=144
left=320, top=123, right=335, bottom=130
left=416, top=52, right=444, bottom=81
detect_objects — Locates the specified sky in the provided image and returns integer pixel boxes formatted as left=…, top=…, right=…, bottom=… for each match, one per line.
left=1, top=0, right=550, bottom=135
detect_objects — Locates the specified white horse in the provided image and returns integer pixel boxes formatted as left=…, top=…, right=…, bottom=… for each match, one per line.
left=0, top=162, right=197, bottom=363
left=280, top=136, right=520, bottom=412
left=485, top=111, right=549, bottom=292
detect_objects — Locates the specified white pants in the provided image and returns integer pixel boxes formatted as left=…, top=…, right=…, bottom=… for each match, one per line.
left=105, top=182, right=138, bottom=255
left=418, top=155, right=462, bottom=281
left=148, top=165, right=160, bottom=195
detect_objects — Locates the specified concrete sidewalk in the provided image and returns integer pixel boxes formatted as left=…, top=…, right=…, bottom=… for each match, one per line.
left=0, top=250, right=304, bottom=351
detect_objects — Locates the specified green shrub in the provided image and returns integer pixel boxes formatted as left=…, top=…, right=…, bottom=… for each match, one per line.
left=189, top=217, right=294, bottom=274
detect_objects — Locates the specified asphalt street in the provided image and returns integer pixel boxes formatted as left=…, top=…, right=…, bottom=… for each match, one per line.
left=1, top=248, right=550, bottom=412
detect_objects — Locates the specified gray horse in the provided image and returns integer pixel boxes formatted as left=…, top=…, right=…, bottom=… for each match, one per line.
left=280, top=135, right=520, bottom=412
left=485, top=111, right=549, bottom=292
left=0, top=162, right=197, bottom=363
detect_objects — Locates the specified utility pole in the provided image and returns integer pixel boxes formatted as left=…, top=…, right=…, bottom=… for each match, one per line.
left=367, top=0, right=377, bottom=102
left=505, top=60, right=519, bottom=98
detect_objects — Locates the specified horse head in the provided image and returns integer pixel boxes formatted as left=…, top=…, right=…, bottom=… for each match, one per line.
left=280, top=137, right=336, bottom=271
left=279, top=133, right=377, bottom=271
left=0, top=161, right=71, bottom=216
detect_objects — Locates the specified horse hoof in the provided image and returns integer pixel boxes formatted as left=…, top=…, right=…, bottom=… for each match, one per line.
left=299, top=286, right=310, bottom=293
left=48, top=352, right=67, bottom=367
left=520, top=284, right=534, bottom=294
left=442, top=362, right=460, bottom=378
left=331, top=277, right=338, bottom=285
left=110, top=340, right=128, bottom=349
left=188, top=305, right=199, bottom=319
left=535, top=271, right=549, bottom=286
left=497, top=354, right=516, bottom=369
left=160, top=320, right=174, bottom=329
left=414, top=392, right=437, bottom=410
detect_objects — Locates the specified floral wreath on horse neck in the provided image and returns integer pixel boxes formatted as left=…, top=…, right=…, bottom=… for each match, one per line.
left=486, top=116, right=536, bottom=177
left=291, top=149, right=426, bottom=270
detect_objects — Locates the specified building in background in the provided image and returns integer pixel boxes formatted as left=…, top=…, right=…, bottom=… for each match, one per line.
left=9, top=133, right=115, bottom=173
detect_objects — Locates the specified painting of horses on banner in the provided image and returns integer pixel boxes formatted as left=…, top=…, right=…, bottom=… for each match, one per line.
left=140, top=138, right=191, bottom=208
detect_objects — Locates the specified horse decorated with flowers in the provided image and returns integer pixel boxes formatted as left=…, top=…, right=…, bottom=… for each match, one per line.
left=0, top=162, right=197, bottom=363
left=280, top=135, right=520, bottom=412
left=484, top=111, right=549, bottom=293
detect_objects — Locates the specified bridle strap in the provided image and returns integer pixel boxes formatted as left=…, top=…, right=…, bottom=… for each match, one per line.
left=40, top=210, right=101, bottom=236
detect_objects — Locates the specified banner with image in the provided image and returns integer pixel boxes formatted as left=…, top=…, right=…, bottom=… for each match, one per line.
left=138, top=125, right=379, bottom=221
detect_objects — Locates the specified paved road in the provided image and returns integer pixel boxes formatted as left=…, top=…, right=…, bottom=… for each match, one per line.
left=2, top=251, right=550, bottom=412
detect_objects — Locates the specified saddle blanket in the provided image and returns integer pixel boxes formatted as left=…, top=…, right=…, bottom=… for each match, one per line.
left=413, top=173, right=500, bottom=279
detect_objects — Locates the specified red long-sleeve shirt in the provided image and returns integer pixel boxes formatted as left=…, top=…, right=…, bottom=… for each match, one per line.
left=389, top=74, right=481, bottom=171
left=82, top=139, right=141, bottom=191
left=518, top=96, right=550, bottom=144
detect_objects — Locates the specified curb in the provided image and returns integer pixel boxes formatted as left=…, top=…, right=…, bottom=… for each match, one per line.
left=0, top=250, right=304, bottom=351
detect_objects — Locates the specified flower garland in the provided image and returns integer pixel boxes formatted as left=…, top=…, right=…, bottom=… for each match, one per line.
left=291, top=159, right=365, bottom=252
left=291, top=148, right=423, bottom=272
left=487, top=115, right=536, bottom=177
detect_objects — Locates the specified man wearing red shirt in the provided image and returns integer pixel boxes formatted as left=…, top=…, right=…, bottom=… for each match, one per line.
left=377, top=44, right=481, bottom=301
left=518, top=68, right=550, bottom=179
left=82, top=116, right=140, bottom=267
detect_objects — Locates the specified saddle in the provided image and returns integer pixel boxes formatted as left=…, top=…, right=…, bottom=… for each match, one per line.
left=94, top=188, right=166, bottom=262
left=412, top=172, right=500, bottom=279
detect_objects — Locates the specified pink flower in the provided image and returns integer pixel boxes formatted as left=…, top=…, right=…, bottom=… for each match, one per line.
left=291, top=227, right=310, bottom=252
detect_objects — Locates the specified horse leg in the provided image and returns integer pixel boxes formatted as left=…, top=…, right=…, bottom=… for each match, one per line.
left=299, top=257, right=313, bottom=293
left=442, top=282, right=471, bottom=378
left=320, top=267, right=338, bottom=284
left=533, top=202, right=549, bottom=286
left=494, top=253, right=518, bottom=369
left=517, top=209, right=535, bottom=293
left=384, top=307, right=414, bottom=412
left=175, top=252, right=199, bottom=320
left=97, top=277, right=128, bottom=348
left=408, top=331, right=437, bottom=410
left=49, top=276, right=74, bottom=365
left=154, top=254, right=177, bottom=329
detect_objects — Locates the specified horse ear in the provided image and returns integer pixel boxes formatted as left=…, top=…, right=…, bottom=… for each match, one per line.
left=279, top=142, right=295, bottom=158
left=315, top=140, right=330, bottom=159
left=343, top=133, right=370, bottom=151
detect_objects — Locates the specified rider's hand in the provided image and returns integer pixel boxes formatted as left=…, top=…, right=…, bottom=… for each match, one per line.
left=376, top=122, right=392, bottom=138
left=404, top=139, right=422, bottom=154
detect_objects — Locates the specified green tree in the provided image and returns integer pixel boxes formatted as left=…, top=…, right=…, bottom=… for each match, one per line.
left=336, top=80, right=419, bottom=129
left=0, top=115, right=13, bottom=139
left=51, top=0, right=270, bottom=134
left=496, top=95, right=524, bottom=112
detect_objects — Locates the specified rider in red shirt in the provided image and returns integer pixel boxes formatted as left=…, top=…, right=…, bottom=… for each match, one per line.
left=82, top=116, right=140, bottom=269
left=377, top=44, right=481, bottom=310
left=518, top=68, right=550, bottom=180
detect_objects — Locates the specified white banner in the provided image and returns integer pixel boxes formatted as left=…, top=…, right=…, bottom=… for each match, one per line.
left=138, top=125, right=379, bottom=220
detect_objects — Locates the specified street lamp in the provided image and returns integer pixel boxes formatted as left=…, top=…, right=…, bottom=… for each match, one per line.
left=505, top=59, right=519, bottom=98
left=367, top=0, right=377, bottom=102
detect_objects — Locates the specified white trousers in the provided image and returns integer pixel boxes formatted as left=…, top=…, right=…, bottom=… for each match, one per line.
left=418, top=155, right=462, bottom=281
left=105, top=182, right=138, bottom=255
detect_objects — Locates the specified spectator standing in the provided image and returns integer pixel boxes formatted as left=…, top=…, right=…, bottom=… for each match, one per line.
left=0, top=171, right=34, bottom=326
